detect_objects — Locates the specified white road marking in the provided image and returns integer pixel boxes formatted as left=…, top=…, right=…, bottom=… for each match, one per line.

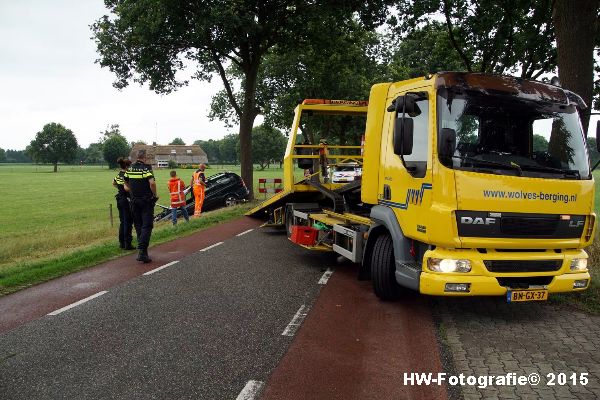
left=235, top=380, right=264, bottom=400
left=48, top=291, right=108, bottom=316
left=282, top=305, right=310, bottom=337
left=143, top=260, right=179, bottom=276
left=318, top=268, right=334, bottom=285
left=236, top=229, right=254, bottom=237
left=200, top=242, right=224, bottom=252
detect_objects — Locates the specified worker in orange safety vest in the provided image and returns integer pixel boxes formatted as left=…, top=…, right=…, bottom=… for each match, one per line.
left=168, top=170, right=190, bottom=225
left=190, top=164, right=207, bottom=217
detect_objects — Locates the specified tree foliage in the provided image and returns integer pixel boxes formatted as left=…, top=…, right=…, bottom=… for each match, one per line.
left=251, top=125, right=287, bottom=170
left=219, top=134, right=240, bottom=165
left=170, top=137, right=185, bottom=145
left=99, top=123, right=130, bottom=168
left=84, top=143, right=105, bottom=164
left=194, top=139, right=221, bottom=164
left=394, top=0, right=556, bottom=79
left=26, top=123, right=78, bottom=172
left=253, top=18, right=386, bottom=136
left=103, top=135, right=130, bottom=168
left=4, top=150, right=31, bottom=163
left=0, top=148, right=5, bottom=163
left=386, top=22, right=464, bottom=79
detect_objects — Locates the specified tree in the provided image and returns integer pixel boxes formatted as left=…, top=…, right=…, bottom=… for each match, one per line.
left=26, top=123, right=78, bottom=172
left=533, top=134, right=549, bottom=152
left=100, top=124, right=124, bottom=142
left=85, top=142, right=105, bottom=164
left=194, top=139, right=221, bottom=164
left=552, top=0, right=599, bottom=133
left=103, top=134, right=130, bottom=168
left=395, top=0, right=556, bottom=79
left=5, top=150, right=31, bottom=163
left=587, top=137, right=600, bottom=167
left=387, top=22, right=464, bottom=79
left=252, top=125, right=287, bottom=170
left=219, top=134, right=240, bottom=165
left=170, top=138, right=185, bottom=145
left=97, top=124, right=130, bottom=167
left=92, top=1, right=384, bottom=198
left=0, top=148, right=6, bottom=163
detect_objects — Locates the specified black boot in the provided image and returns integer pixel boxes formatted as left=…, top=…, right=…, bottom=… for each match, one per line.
left=137, top=249, right=152, bottom=263
left=124, top=243, right=135, bottom=250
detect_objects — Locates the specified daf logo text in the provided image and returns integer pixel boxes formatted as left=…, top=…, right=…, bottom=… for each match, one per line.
left=460, top=217, right=496, bottom=225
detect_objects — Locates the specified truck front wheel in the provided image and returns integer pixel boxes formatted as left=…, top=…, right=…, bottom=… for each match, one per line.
left=371, top=234, right=401, bottom=300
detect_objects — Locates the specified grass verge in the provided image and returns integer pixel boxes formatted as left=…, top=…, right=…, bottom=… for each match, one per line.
left=552, top=233, right=600, bottom=314
left=0, top=203, right=254, bottom=296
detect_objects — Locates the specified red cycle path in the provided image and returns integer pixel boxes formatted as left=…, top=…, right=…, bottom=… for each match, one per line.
left=0, top=217, right=261, bottom=334
left=262, top=266, right=447, bottom=400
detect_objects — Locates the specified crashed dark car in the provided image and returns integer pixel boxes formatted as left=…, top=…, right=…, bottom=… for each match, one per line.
left=154, top=171, right=250, bottom=222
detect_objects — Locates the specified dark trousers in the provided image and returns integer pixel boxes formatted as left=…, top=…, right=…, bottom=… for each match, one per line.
left=131, top=198, right=154, bottom=250
left=116, top=197, right=133, bottom=246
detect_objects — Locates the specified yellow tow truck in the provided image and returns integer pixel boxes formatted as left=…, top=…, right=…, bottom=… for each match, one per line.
left=247, top=72, right=597, bottom=302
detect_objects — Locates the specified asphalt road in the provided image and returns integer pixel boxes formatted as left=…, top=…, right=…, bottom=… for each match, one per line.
left=0, top=227, right=333, bottom=399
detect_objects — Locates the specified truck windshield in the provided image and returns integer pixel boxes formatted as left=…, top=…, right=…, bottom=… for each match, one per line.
left=437, top=89, right=590, bottom=179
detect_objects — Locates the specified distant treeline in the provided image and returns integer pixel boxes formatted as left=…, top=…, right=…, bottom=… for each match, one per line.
left=0, top=149, right=32, bottom=163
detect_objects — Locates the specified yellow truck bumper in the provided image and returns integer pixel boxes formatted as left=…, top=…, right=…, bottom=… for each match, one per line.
left=418, top=247, right=591, bottom=296
left=420, top=271, right=591, bottom=296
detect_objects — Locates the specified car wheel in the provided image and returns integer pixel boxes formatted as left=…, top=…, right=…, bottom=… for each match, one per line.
left=371, top=233, right=402, bottom=301
left=224, top=194, right=238, bottom=206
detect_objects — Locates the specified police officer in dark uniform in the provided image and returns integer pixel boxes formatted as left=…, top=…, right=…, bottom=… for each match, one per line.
left=124, top=149, right=158, bottom=263
left=113, top=157, right=134, bottom=250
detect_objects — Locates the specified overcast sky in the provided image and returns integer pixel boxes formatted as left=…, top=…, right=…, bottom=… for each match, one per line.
left=0, top=0, right=233, bottom=151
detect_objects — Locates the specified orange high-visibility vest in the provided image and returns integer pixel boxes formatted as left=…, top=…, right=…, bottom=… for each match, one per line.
left=168, top=178, right=186, bottom=208
left=193, top=170, right=206, bottom=187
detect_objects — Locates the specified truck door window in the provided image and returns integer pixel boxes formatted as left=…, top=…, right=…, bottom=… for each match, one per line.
left=401, top=98, right=429, bottom=178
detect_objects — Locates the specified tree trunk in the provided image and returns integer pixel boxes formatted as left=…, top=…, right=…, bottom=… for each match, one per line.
left=238, top=61, right=261, bottom=200
left=53, top=162, right=58, bottom=172
left=552, top=0, right=599, bottom=135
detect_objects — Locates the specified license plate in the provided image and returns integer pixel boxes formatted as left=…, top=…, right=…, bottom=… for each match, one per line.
left=507, top=289, right=548, bottom=302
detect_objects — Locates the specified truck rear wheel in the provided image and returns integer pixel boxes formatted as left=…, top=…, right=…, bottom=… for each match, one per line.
left=371, top=234, right=401, bottom=301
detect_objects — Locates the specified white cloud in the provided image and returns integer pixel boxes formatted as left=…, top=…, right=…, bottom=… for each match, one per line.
left=0, top=0, right=232, bottom=150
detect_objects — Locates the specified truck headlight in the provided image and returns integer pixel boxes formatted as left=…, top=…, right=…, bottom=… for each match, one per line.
left=570, top=258, right=588, bottom=271
left=427, top=258, right=472, bottom=273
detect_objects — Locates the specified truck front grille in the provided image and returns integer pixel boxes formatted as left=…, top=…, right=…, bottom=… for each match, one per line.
left=496, top=276, right=554, bottom=289
left=500, top=217, right=557, bottom=236
left=484, top=260, right=562, bottom=273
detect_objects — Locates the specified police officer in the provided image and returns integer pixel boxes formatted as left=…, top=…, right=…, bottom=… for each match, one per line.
left=113, top=157, right=134, bottom=250
left=124, top=149, right=158, bottom=263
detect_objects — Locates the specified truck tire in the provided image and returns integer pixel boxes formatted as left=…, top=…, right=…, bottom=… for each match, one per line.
left=371, top=233, right=401, bottom=300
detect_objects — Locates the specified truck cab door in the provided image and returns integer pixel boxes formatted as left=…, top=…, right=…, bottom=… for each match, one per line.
left=380, top=89, right=432, bottom=241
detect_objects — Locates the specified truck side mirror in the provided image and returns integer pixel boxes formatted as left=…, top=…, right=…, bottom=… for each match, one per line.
left=393, top=117, right=414, bottom=155
left=439, top=128, right=457, bottom=161
left=393, top=95, right=421, bottom=117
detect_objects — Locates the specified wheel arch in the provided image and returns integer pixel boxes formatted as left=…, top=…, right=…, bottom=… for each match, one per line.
left=361, top=205, right=421, bottom=291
